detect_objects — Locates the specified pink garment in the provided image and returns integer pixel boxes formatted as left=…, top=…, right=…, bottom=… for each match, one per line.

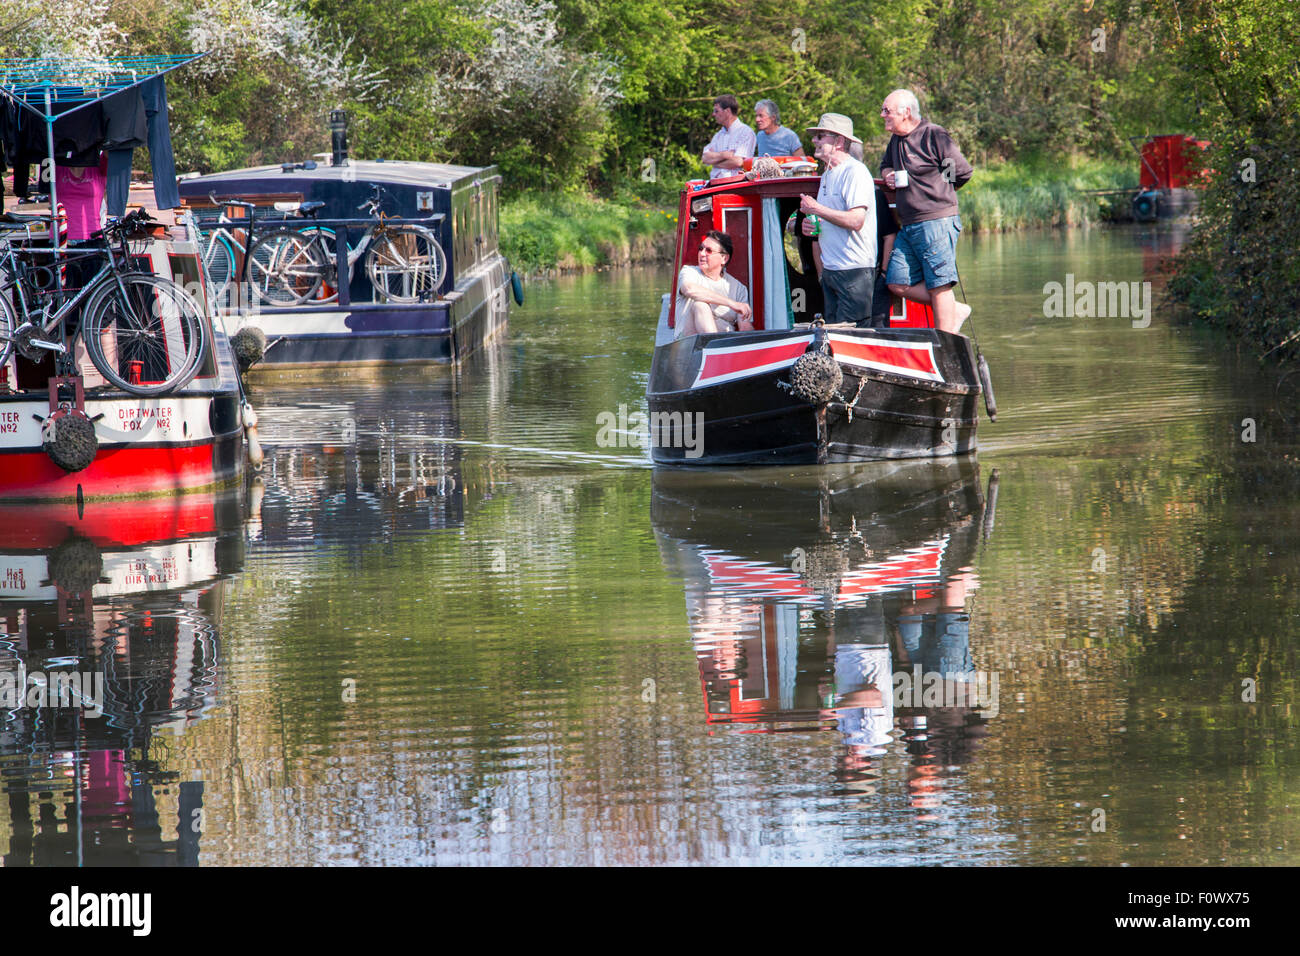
left=56, top=154, right=108, bottom=241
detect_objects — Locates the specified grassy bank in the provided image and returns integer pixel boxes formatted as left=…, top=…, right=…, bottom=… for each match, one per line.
left=502, top=157, right=1137, bottom=275
left=960, top=156, right=1138, bottom=231
left=500, top=192, right=678, bottom=276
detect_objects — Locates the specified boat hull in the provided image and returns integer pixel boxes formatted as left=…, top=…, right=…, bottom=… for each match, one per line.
left=0, top=391, right=244, bottom=501
left=226, top=260, right=511, bottom=369
left=647, top=327, right=982, bottom=465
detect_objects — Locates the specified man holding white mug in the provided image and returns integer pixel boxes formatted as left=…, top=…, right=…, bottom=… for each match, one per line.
left=880, top=89, right=974, bottom=334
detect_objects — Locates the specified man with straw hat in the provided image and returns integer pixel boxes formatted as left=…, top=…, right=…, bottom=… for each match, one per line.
left=799, top=113, right=877, bottom=326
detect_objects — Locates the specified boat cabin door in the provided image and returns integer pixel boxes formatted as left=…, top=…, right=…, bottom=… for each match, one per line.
left=713, top=194, right=763, bottom=330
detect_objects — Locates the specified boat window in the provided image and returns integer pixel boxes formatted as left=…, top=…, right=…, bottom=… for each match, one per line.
left=720, top=207, right=752, bottom=291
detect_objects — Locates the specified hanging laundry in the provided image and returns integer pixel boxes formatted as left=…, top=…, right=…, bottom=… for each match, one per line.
left=104, top=86, right=148, bottom=217
left=57, top=154, right=108, bottom=241
left=141, top=76, right=180, bottom=210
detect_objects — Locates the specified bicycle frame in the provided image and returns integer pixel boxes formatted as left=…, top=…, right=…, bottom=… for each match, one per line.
left=1, top=233, right=139, bottom=359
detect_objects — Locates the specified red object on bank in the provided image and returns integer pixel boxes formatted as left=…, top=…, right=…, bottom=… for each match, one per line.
left=1139, top=134, right=1211, bottom=190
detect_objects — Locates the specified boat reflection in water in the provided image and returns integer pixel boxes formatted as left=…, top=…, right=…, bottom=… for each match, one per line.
left=247, top=377, right=468, bottom=550
left=653, top=459, right=1000, bottom=804
left=0, top=492, right=246, bottom=865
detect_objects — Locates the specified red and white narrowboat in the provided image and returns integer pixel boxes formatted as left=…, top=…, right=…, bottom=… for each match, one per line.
left=1, top=232, right=247, bottom=501
left=647, top=167, right=997, bottom=465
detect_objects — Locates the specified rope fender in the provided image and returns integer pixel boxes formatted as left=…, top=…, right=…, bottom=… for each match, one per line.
left=41, top=408, right=98, bottom=473
left=780, top=321, right=842, bottom=405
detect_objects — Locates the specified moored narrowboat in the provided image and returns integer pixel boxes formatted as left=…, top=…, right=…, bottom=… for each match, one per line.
left=1, top=54, right=249, bottom=502
left=1, top=227, right=248, bottom=501
left=177, top=137, right=514, bottom=368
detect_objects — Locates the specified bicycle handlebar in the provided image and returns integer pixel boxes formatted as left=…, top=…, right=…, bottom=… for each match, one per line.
left=93, top=208, right=156, bottom=241
left=356, top=184, right=389, bottom=213
left=209, top=192, right=258, bottom=212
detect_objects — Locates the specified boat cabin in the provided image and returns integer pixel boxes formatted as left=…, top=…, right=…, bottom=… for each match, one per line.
left=667, top=172, right=934, bottom=335
left=178, top=159, right=500, bottom=304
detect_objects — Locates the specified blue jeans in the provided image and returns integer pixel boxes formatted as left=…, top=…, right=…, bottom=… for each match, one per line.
left=887, top=215, right=962, bottom=290
left=821, top=267, right=875, bottom=325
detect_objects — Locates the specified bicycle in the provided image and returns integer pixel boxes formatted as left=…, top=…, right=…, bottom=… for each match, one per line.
left=0, top=209, right=207, bottom=397
left=193, top=192, right=261, bottom=307
left=246, top=185, right=446, bottom=306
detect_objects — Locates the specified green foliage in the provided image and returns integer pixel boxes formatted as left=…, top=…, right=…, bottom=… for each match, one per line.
left=1157, top=0, right=1300, bottom=362
left=960, top=156, right=1136, bottom=231
left=500, top=192, right=677, bottom=273
left=907, top=0, right=1191, bottom=162
left=3, top=0, right=1208, bottom=225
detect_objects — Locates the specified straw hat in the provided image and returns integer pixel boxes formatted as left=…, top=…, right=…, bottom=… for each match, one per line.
left=805, top=113, right=862, bottom=145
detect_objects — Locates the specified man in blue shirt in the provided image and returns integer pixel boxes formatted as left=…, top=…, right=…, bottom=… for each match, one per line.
left=754, top=99, right=805, bottom=158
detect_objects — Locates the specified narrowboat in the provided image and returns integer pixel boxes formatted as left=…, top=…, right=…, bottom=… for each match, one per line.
left=1, top=54, right=249, bottom=502
left=1, top=228, right=248, bottom=501
left=1129, top=134, right=1209, bottom=221
left=176, top=122, right=515, bottom=369
left=647, top=167, right=996, bottom=465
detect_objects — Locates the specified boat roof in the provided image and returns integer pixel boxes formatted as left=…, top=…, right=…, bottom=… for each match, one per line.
left=682, top=172, right=821, bottom=201
left=186, top=159, right=496, bottom=189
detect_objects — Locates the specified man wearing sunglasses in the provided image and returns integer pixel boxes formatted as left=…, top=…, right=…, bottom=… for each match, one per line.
left=799, top=113, right=877, bottom=327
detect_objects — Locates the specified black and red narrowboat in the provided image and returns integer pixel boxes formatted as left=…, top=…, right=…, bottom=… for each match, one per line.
left=647, top=167, right=996, bottom=465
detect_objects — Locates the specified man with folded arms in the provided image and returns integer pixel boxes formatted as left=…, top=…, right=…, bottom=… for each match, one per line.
left=702, top=94, right=757, bottom=179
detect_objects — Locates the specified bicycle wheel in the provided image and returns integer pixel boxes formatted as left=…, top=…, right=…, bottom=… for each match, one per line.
left=202, top=231, right=236, bottom=306
left=82, top=274, right=208, bottom=396
left=366, top=225, right=446, bottom=303
left=0, top=289, right=17, bottom=368
left=248, top=229, right=327, bottom=306
left=297, top=226, right=349, bottom=304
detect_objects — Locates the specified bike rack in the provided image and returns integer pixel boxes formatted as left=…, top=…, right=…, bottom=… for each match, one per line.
left=189, top=212, right=447, bottom=311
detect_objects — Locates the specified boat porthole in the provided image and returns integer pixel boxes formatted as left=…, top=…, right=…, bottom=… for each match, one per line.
left=184, top=420, right=189, bottom=438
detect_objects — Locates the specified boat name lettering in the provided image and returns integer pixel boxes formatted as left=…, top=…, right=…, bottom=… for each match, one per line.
left=118, top=407, right=173, bottom=430
left=0, top=411, right=17, bottom=433
left=3, top=567, right=25, bottom=590
left=118, top=407, right=172, bottom=420
left=124, top=557, right=179, bottom=585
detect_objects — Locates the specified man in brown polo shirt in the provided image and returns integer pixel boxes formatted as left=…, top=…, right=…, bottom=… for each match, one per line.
left=880, top=89, right=973, bottom=334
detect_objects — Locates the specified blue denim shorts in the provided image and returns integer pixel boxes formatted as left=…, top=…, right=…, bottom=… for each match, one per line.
left=887, top=215, right=962, bottom=290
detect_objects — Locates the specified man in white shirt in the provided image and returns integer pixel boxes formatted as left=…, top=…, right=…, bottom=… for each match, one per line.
left=701, top=94, right=756, bottom=179
left=675, top=230, right=753, bottom=337
left=798, top=113, right=877, bottom=326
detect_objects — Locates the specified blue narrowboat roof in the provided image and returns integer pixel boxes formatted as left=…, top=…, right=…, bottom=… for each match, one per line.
left=181, top=159, right=496, bottom=190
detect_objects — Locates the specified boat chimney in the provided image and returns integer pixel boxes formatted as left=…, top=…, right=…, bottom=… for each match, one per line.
left=329, top=109, right=349, bottom=166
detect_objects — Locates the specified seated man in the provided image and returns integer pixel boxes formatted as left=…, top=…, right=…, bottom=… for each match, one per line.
left=676, top=230, right=753, bottom=337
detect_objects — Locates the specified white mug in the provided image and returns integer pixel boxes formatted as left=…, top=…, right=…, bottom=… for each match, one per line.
left=894, top=169, right=910, bottom=188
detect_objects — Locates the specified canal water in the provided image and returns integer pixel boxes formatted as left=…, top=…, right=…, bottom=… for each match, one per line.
left=2, top=224, right=1297, bottom=866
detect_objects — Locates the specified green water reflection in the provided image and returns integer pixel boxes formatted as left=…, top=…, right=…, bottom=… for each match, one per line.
left=2, top=224, right=1296, bottom=865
